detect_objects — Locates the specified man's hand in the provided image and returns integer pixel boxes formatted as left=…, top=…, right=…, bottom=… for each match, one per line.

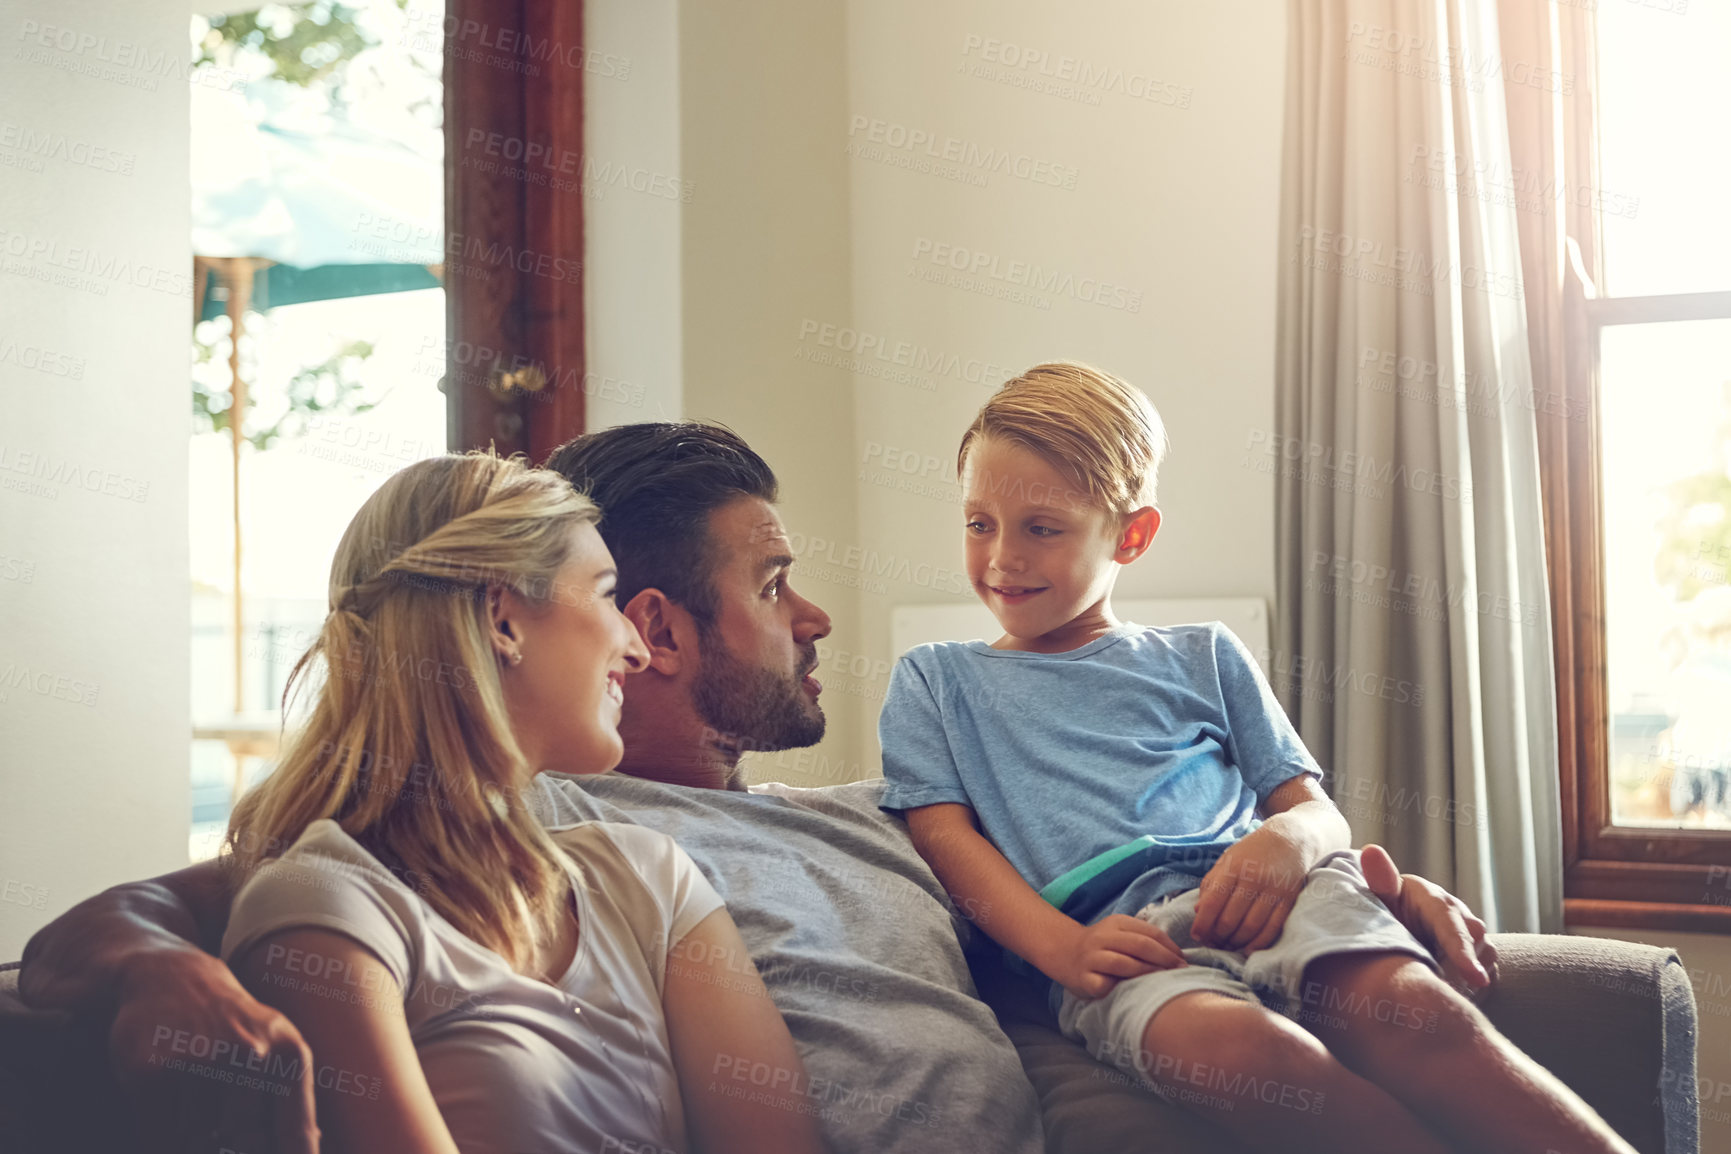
left=110, top=948, right=318, bottom=1154
left=1193, top=826, right=1309, bottom=953
left=1360, top=843, right=1498, bottom=990
left=1051, top=915, right=1187, bottom=1001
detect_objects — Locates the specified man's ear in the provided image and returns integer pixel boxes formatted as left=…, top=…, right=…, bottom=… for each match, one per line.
left=1115, top=507, right=1162, bottom=561
left=621, top=588, right=695, bottom=676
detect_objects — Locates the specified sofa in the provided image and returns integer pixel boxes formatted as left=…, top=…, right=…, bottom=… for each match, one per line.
left=0, top=933, right=1701, bottom=1153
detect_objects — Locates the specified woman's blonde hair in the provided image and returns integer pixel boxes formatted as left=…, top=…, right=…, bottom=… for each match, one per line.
left=957, top=361, right=1169, bottom=517
left=226, top=451, right=597, bottom=972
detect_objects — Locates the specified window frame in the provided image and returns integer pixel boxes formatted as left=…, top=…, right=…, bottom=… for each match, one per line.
left=1556, top=278, right=1731, bottom=932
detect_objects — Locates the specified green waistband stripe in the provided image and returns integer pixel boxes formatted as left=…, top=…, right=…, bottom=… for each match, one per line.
left=1037, top=836, right=1162, bottom=909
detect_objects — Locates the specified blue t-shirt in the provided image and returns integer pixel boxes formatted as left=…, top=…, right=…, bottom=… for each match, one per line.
left=878, top=621, right=1322, bottom=925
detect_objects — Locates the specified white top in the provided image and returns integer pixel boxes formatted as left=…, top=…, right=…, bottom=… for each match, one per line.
left=221, top=817, right=725, bottom=1154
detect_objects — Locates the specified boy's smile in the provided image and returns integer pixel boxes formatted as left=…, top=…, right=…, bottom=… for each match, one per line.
left=960, top=436, right=1160, bottom=653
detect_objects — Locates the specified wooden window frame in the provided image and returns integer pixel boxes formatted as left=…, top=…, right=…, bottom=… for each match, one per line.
left=443, top=0, right=587, bottom=461
left=1555, top=277, right=1731, bottom=932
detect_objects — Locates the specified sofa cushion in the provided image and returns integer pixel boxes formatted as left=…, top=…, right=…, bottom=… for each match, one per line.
left=0, top=962, right=133, bottom=1152
left=2, top=932, right=1701, bottom=1154
left=975, top=933, right=1697, bottom=1154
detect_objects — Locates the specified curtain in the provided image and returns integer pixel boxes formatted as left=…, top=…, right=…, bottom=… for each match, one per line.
left=1497, top=0, right=1602, bottom=878
left=1274, top=0, right=1582, bottom=931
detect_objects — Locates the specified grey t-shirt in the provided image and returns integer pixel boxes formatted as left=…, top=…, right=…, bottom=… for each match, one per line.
left=529, top=772, right=1045, bottom=1154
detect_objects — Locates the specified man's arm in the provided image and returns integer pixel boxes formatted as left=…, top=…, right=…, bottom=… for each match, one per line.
left=1359, top=844, right=1499, bottom=990
left=20, top=860, right=232, bottom=1013
left=905, top=803, right=1186, bottom=1001
left=19, top=860, right=319, bottom=1154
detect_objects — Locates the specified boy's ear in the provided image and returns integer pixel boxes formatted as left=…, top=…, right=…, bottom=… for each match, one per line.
left=1115, top=507, right=1162, bottom=560
left=621, top=588, right=694, bottom=676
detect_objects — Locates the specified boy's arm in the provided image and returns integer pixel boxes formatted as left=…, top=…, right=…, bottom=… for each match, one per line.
left=905, top=803, right=1185, bottom=1000
left=1192, top=774, right=1348, bottom=953
left=19, top=862, right=319, bottom=1154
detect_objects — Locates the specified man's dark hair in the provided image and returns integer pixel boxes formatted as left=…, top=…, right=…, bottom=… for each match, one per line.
left=544, top=422, right=779, bottom=626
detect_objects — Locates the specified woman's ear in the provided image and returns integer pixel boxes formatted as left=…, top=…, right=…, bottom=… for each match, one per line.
left=487, top=585, right=524, bottom=665
left=621, top=588, right=691, bottom=676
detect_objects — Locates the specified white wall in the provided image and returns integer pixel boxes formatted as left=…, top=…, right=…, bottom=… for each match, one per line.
left=585, top=0, right=1286, bottom=780
left=583, top=0, right=683, bottom=428
left=0, top=0, right=192, bottom=958
left=677, top=0, right=862, bottom=787
left=587, top=0, right=861, bottom=785
left=842, top=0, right=1288, bottom=771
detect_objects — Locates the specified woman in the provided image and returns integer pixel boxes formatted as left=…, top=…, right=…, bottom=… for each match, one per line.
left=220, top=452, right=825, bottom=1154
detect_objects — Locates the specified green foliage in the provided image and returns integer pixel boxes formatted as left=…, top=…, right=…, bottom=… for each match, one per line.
left=188, top=2, right=425, bottom=453
left=194, top=2, right=383, bottom=87
left=193, top=327, right=379, bottom=450
left=1654, top=382, right=1731, bottom=603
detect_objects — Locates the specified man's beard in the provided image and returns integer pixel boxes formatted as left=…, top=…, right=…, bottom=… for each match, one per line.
left=692, top=634, right=825, bottom=753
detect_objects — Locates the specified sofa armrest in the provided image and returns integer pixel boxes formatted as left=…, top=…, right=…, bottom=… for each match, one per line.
left=976, top=934, right=1699, bottom=1154
left=0, top=961, right=133, bottom=1152
left=1475, top=933, right=1697, bottom=1154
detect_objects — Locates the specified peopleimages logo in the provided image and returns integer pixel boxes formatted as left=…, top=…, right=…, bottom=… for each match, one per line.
left=795, top=319, right=1017, bottom=388
left=909, top=238, right=1142, bottom=313
left=0, top=120, right=136, bottom=175
left=0, top=443, right=149, bottom=503
left=958, top=34, right=1193, bottom=109
left=0, top=228, right=194, bottom=298
left=1293, top=225, right=1524, bottom=303
left=846, top=115, right=1079, bottom=189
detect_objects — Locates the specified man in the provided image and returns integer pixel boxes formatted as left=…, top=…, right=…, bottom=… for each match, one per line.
left=20, top=422, right=1495, bottom=1154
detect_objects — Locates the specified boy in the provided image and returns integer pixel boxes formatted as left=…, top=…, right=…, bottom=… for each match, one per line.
left=878, top=363, right=1635, bottom=1154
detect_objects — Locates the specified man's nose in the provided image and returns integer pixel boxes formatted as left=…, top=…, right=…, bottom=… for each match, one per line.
left=790, top=586, right=831, bottom=644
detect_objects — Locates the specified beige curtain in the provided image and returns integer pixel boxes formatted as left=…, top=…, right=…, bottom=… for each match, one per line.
left=1498, top=0, right=1602, bottom=819
left=1274, top=0, right=1589, bottom=931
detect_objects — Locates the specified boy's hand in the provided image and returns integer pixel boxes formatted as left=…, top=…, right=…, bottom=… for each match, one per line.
left=1051, top=915, right=1187, bottom=1001
left=1193, top=828, right=1309, bottom=954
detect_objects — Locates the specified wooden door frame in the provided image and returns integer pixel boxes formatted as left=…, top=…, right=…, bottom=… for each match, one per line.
left=444, top=0, right=587, bottom=461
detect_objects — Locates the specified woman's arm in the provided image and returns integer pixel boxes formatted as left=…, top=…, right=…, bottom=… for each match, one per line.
left=662, top=908, right=826, bottom=1154
left=905, top=803, right=1185, bottom=1000
left=230, top=928, right=459, bottom=1154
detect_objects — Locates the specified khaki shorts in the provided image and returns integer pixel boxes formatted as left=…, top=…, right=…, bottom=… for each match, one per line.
left=1056, top=849, right=1437, bottom=1086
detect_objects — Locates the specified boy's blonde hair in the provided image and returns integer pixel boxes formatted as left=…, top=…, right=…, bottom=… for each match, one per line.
left=957, top=361, right=1168, bottom=516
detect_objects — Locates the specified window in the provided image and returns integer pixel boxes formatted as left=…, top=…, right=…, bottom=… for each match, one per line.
left=188, top=1, right=447, bottom=859
left=186, top=0, right=591, bottom=860
left=1558, top=1, right=1731, bottom=925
